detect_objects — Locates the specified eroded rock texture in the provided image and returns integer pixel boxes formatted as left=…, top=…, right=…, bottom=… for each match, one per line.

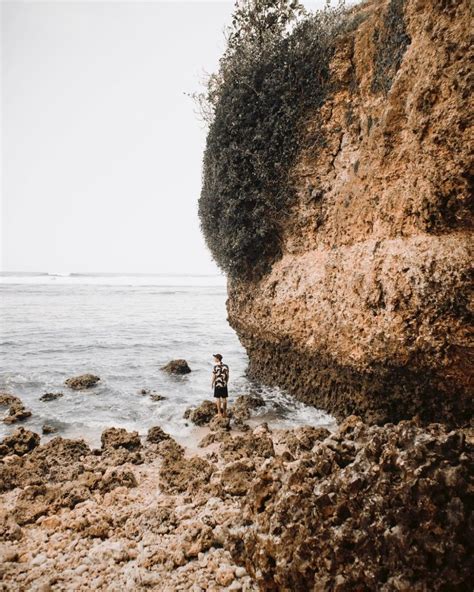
left=227, top=0, right=473, bottom=426
left=227, top=417, right=473, bottom=591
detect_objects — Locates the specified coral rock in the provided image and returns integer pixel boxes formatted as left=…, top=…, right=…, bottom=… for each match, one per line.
left=161, top=359, right=192, bottom=375
left=184, top=400, right=218, bottom=426
left=39, top=392, right=64, bottom=402
left=65, top=374, right=100, bottom=390
left=100, top=427, right=142, bottom=451
left=146, top=425, right=172, bottom=444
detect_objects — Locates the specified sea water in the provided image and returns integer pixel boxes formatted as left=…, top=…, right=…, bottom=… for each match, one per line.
left=0, top=273, right=336, bottom=447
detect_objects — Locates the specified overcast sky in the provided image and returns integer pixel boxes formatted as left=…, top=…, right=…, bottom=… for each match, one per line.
left=1, top=0, right=338, bottom=275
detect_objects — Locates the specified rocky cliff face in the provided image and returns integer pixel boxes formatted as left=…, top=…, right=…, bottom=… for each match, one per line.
left=227, top=0, right=473, bottom=426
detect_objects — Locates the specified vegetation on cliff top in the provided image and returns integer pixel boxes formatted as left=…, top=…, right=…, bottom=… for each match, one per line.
left=198, top=0, right=409, bottom=279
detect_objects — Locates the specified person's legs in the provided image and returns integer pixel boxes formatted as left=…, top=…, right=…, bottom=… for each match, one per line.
left=222, top=397, right=227, bottom=417
left=215, top=396, right=222, bottom=415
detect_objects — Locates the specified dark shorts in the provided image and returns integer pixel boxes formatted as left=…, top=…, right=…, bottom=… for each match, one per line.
left=214, top=385, right=228, bottom=398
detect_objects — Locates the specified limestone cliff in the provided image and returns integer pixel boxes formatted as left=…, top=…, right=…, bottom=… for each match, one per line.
left=223, top=0, right=473, bottom=425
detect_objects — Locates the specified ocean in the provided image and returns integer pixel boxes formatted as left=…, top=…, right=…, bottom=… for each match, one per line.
left=0, top=273, right=336, bottom=447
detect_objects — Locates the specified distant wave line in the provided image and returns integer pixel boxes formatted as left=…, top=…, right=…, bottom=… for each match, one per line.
left=0, top=271, right=225, bottom=278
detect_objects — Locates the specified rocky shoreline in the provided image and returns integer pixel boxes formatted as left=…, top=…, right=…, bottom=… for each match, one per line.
left=1, top=395, right=472, bottom=591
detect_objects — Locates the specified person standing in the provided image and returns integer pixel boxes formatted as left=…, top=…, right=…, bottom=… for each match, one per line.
left=211, top=353, right=229, bottom=417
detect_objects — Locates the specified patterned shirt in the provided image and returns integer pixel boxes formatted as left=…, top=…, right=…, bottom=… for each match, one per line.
left=213, top=363, right=229, bottom=388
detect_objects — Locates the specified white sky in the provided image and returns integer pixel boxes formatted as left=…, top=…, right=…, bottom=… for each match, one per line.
left=1, top=0, right=337, bottom=275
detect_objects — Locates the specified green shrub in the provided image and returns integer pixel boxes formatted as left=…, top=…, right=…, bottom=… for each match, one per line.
left=198, top=0, right=350, bottom=279
left=198, top=0, right=408, bottom=279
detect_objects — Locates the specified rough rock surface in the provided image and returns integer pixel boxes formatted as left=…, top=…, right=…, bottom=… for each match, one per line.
left=0, top=428, right=40, bottom=458
left=226, top=0, right=473, bottom=426
left=1, top=417, right=470, bottom=591
left=39, top=392, right=64, bottom=402
left=161, top=359, right=192, bottom=375
left=0, top=423, right=258, bottom=592
left=209, top=415, right=231, bottom=432
left=184, top=399, right=218, bottom=426
left=65, top=374, right=101, bottom=390
left=227, top=417, right=473, bottom=591
left=232, top=394, right=266, bottom=422
left=101, top=428, right=142, bottom=451
left=0, top=394, right=32, bottom=424
left=146, top=426, right=171, bottom=444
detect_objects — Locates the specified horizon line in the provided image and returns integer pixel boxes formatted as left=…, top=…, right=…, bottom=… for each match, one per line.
left=0, top=271, right=225, bottom=278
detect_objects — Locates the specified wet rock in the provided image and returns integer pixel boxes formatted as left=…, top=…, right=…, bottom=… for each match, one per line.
left=150, top=393, right=167, bottom=402
left=100, top=427, right=142, bottom=451
left=232, top=418, right=251, bottom=432
left=161, top=359, right=192, bottom=375
left=0, top=393, right=32, bottom=424
left=42, top=424, right=58, bottom=435
left=231, top=394, right=265, bottom=421
left=209, top=415, right=231, bottom=432
left=39, top=392, right=64, bottom=402
left=0, top=427, right=40, bottom=458
left=184, top=400, right=217, bottom=426
left=146, top=426, right=171, bottom=444
left=228, top=420, right=473, bottom=591
left=65, top=374, right=100, bottom=390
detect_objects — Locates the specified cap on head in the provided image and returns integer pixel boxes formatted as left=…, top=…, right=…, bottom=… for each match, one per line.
left=213, top=353, right=223, bottom=361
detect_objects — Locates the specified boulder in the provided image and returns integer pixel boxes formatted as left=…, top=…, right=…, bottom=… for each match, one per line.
left=39, top=392, right=64, bottom=402
left=184, top=400, right=217, bottom=426
left=0, top=394, right=32, bottom=424
left=0, top=427, right=40, bottom=458
left=146, top=426, right=171, bottom=444
left=209, top=415, right=231, bottom=432
left=42, top=424, right=58, bottom=435
left=65, top=374, right=100, bottom=390
left=101, top=427, right=142, bottom=451
left=161, top=359, right=191, bottom=375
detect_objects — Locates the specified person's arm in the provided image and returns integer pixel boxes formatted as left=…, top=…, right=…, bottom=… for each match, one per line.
left=226, top=366, right=230, bottom=384
left=211, top=367, right=215, bottom=388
